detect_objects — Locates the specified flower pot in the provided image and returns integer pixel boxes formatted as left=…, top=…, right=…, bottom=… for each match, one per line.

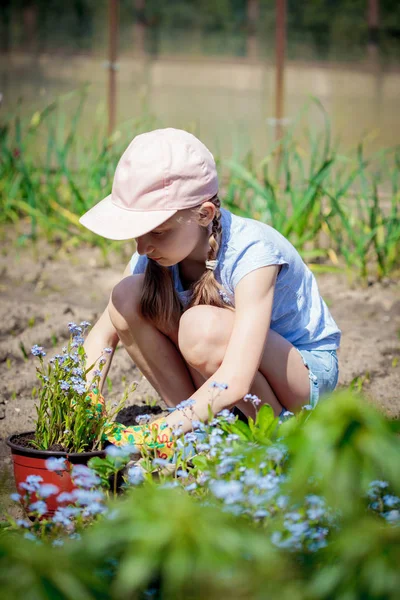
left=6, top=432, right=105, bottom=517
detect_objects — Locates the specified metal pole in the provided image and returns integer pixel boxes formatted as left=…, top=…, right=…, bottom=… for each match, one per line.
left=247, top=0, right=259, bottom=60
left=367, top=0, right=379, bottom=62
left=133, top=0, right=146, bottom=57
left=275, top=0, right=286, bottom=143
left=108, top=0, right=119, bottom=136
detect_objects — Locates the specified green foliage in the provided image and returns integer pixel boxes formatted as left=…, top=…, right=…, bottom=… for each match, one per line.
left=2, top=390, right=400, bottom=599
left=283, top=391, right=400, bottom=517
left=225, top=100, right=400, bottom=280
left=31, top=323, right=130, bottom=453
left=0, top=88, right=153, bottom=259
left=1, top=92, right=399, bottom=280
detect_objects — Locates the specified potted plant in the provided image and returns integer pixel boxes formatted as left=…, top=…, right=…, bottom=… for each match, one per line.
left=6, top=321, right=131, bottom=516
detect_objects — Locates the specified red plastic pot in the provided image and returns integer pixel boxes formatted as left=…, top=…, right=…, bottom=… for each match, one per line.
left=6, top=432, right=105, bottom=517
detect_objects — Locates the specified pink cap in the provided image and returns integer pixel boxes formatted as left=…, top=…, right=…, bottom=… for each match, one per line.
left=79, top=128, right=218, bottom=240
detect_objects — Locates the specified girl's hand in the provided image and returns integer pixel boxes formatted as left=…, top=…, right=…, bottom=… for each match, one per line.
left=85, top=386, right=174, bottom=460
left=85, top=388, right=106, bottom=418
left=104, top=418, right=174, bottom=460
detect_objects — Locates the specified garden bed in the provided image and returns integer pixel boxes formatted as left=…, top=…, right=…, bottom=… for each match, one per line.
left=0, top=231, right=399, bottom=517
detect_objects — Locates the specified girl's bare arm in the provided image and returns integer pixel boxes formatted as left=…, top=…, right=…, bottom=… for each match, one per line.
left=166, top=265, right=279, bottom=431
left=84, top=261, right=132, bottom=392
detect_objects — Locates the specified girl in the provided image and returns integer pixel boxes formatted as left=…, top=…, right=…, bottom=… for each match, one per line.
left=80, top=128, right=340, bottom=455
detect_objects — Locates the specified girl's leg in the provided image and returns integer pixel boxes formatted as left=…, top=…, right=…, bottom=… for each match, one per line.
left=108, top=274, right=197, bottom=407
left=178, top=305, right=311, bottom=415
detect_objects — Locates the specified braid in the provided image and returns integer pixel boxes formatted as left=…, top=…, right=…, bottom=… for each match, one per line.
left=187, top=195, right=231, bottom=310
left=208, top=196, right=222, bottom=262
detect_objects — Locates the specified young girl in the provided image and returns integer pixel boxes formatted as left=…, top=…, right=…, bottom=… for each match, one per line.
left=80, top=128, right=340, bottom=456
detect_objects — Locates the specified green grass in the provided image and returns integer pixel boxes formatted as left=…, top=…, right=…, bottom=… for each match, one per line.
left=1, top=92, right=399, bottom=280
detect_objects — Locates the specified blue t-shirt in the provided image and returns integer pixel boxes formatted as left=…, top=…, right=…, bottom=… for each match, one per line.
left=130, top=208, right=341, bottom=351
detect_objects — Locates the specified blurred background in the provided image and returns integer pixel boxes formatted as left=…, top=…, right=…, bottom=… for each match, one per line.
left=1, top=0, right=399, bottom=158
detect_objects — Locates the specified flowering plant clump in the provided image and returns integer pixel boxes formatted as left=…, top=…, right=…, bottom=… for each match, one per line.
left=31, top=321, right=130, bottom=453
left=8, top=391, right=400, bottom=555
left=4, top=388, right=400, bottom=599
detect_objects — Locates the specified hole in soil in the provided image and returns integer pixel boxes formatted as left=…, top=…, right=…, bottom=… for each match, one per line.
left=116, top=403, right=163, bottom=426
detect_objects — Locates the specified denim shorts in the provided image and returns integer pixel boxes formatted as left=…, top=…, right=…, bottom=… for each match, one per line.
left=296, top=348, right=339, bottom=408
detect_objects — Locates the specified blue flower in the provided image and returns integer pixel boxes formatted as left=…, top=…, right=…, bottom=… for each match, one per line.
left=72, top=383, right=86, bottom=395
left=243, top=393, right=261, bottom=406
left=25, top=475, right=43, bottom=485
left=72, top=489, right=104, bottom=506
left=103, top=347, right=113, bottom=354
left=57, top=492, right=74, bottom=503
left=80, top=321, right=91, bottom=330
left=60, top=381, right=70, bottom=391
left=83, top=502, right=106, bottom=517
left=46, top=457, right=67, bottom=472
left=105, top=444, right=137, bottom=458
left=384, top=510, right=400, bottom=523
left=307, top=507, right=326, bottom=521
left=10, top=493, right=21, bottom=502
left=31, top=344, right=46, bottom=357
left=369, top=480, right=389, bottom=489
left=210, top=382, right=228, bottom=390
left=197, top=473, right=209, bottom=485
left=185, top=482, right=197, bottom=492
left=217, top=458, right=236, bottom=476
left=29, top=500, right=47, bottom=516
left=135, top=414, right=151, bottom=425
left=210, top=480, right=244, bottom=504
left=16, top=519, right=31, bottom=528
left=38, top=483, right=59, bottom=498
left=160, top=481, right=179, bottom=489
left=271, top=531, right=295, bottom=549
left=254, top=509, right=269, bottom=519
left=19, top=474, right=44, bottom=493
left=306, top=494, right=326, bottom=507
left=266, top=445, right=287, bottom=464
left=176, top=469, right=189, bottom=479
left=68, top=322, right=83, bottom=336
left=52, top=539, right=64, bottom=547
left=383, top=495, right=399, bottom=508
left=176, top=399, right=196, bottom=410
left=52, top=506, right=80, bottom=527
left=71, top=336, right=85, bottom=348
left=127, top=466, right=145, bottom=485
left=152, top=458, right=170, bottom=468
left=280, top=410, right=295, bottom=420
left=71, top=465, right=101, bottom=489
left=242, top=469, right=258, bottom=486
left=196, top=443, right=211, bottom=452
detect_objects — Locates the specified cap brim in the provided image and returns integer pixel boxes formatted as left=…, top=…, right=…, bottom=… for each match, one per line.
left=79, top=195, right=177, bottom=241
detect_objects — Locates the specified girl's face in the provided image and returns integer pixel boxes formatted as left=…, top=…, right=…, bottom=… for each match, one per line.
left=135, top=204, right=215, bottom=266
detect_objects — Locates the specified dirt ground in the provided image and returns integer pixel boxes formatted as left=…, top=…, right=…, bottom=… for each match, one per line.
left=1, top=233, right=400, bottom=516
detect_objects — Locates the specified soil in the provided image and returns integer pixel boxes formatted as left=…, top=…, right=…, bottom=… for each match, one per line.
left=9, top=432, right=69, bottom=453
left=1, top=229, right=400, bottom=518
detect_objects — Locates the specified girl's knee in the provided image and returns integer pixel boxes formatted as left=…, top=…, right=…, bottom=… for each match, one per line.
left=108, top=274, right=145, bottom=332
left=178, top=305, right=226, bottom=374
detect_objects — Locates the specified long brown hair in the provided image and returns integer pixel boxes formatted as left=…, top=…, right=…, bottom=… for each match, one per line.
left=140, top=195, right=231, bottom=334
